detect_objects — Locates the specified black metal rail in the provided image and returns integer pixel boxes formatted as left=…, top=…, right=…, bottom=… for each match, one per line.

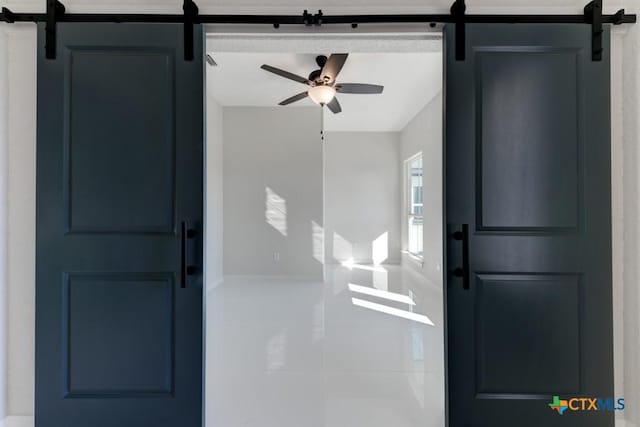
left=0, top=0, right=636, bottom=61
left=1, top=11, right=636, bottom=25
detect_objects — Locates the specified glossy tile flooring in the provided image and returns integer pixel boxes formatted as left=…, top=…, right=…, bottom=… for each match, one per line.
left=206, top=264, right=445, bottom=427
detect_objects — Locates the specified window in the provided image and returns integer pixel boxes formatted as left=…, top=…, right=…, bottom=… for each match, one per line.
left=406, top=154, right=423, bottom=258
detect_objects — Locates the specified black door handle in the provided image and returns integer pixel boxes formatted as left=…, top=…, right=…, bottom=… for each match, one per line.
left=451, top=224, right=470, bottom=290
left=180, top=221, right=197, bottom=288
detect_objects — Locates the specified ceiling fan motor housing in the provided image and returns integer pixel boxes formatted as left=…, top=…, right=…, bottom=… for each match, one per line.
left=308, top=69, right=322, bottom=83
left=309, top=55, right=329, bottom=84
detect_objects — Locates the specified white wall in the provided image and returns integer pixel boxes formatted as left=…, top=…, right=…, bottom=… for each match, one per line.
left=399, top=93, right=443, bottom=287
left=622, top=3, right=640, bottom=424
left=0, top=27, right=8, bottom=423
left=206, top=85, right=224, bottom=289
left=204, top=85, right=224, bottom=427
left=323, top=131, right=401, bottom=265
left=222, top=107, right=324, bottom=278
left=2, top=26, right=37, bottom=423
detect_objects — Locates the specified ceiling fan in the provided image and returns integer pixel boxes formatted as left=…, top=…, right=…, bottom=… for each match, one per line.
left=260, top=53, right=384, bottom=114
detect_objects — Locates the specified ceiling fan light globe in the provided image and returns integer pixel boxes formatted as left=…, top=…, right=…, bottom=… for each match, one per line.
left=308, top=85, right=336, bottom=105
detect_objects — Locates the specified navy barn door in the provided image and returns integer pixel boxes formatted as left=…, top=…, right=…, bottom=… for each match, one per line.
left=445, top=24, right=613, bottom=427
left=36, top=23, right=203, bottom=427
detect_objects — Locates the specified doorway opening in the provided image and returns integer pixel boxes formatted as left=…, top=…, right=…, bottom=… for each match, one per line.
left=204, top=30, right=444, bottom=427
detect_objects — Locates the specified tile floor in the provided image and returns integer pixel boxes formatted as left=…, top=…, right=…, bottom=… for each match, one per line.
left=206, top=264, right=445, bottom=427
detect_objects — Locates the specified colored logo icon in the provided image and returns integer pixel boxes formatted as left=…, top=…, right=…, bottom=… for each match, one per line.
left=549, top=396, right=569, bottom=415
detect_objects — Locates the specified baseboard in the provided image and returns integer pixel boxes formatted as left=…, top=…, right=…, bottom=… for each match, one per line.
left=336, top=258, right=402, bottom=266
left=0, top=416, right=34, bottom=427
left=221, top=274, right=323, bottom=282
left=205, top=277, right=224, bottom=293
left=401, top=252, right=427, bottom=277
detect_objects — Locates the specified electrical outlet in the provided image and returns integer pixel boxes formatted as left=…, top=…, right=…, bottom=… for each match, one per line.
left=273, top=252, right=281, bottom=262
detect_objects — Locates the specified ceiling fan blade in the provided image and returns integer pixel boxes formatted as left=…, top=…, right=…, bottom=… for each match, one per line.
left=261, top=64, right=310, bottom=85
left=279, top=92, right=309, bottom=106
left=326, top=97, right=342, bottom=114
left=321, top=54, right=348, bottom=83
left=336, top=83, right=384, bottom=94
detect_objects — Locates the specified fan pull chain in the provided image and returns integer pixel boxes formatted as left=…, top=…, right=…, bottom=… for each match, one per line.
left=320, top=106, right=325, bottom=142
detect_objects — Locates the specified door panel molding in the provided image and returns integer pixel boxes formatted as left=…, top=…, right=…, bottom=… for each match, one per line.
left=61, top=46, right=177, bottom=235
left=473, top=47, right=585, bottom=234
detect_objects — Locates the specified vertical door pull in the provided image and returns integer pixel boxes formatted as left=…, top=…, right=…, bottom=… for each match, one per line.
left=180, top=221, right=197, bottom=288
left=451, top=224, right=470, bottom=290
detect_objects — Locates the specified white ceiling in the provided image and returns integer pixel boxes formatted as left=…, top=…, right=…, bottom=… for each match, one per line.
left=207, top=51, right=442, bottom=132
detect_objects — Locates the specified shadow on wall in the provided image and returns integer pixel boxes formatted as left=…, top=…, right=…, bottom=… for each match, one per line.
left=264, top=187, right=395, bottom=271
left=372, top=232, right=389, bottom=265
left=311, top=220, right=324, bottom=264
left=265, top=187, right=325, bottom=266
left=265, top=187, right=287, bottom=236
left=263, top=182, right=396, bottom=282
left=222, top=107, right=324, bottom=278
left=332, top=231, right=390, bottom=267
left=323, top=131, right=402, bottom=266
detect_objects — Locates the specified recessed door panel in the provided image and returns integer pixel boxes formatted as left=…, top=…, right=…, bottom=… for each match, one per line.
left=476, top=274, right=581, bottom=395
left=477, top=50, right=581, bottom=232
left=63, top=273, right=174, bottom=397
left=65, top=49, right=176, bottom=234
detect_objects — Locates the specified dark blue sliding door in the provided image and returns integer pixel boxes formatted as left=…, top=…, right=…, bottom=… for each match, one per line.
left=36, top=23, right=204, bottom=427
left=445, top=24, right=613, bottom=427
